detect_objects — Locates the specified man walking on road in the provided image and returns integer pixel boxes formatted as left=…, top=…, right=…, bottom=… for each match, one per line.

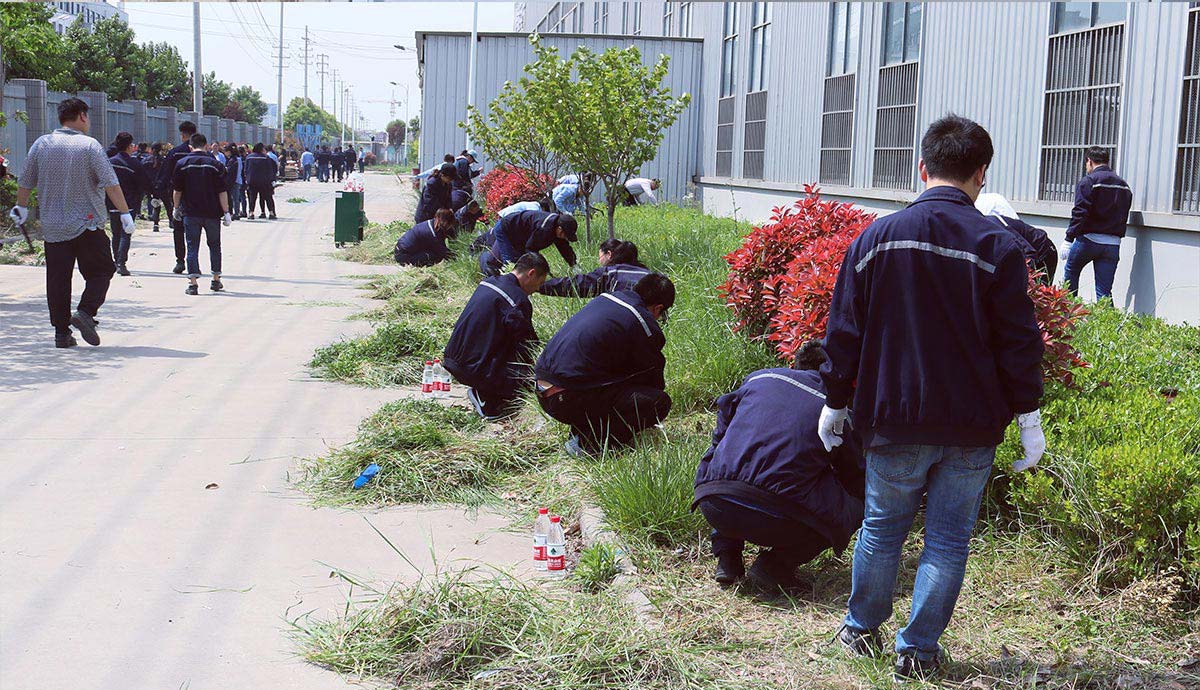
left=9, top=97, right=134, bottom=348
left=157, top=120, right=198, bottom=275
left=1061, top=146, right=1133, bottom=301
left=107, top=131, right=151, bottom=277
left=300, top=147, right=314, bottom=181
left=172, top=133, right=232, bottom=296
left=820, top=115, right=1046, bottom=681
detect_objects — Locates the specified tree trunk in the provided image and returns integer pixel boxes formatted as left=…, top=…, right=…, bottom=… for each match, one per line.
left=606, top=196, right=617, bottom=240
left=583, top=188, right=593, bottom=244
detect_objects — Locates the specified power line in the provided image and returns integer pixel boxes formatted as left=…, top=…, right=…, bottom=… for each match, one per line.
left=127, top=5, right=419, bottom=40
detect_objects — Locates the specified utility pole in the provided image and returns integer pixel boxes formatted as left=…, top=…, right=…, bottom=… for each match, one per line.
left=332, top=69, right=339, bottom=121
left=302, top=26, right=310, bottom=101
left=192, top=1, right=203, bottom=114
left=276, top=1, right=284, bottom=137
left=316, top=53, right=328, bottom=109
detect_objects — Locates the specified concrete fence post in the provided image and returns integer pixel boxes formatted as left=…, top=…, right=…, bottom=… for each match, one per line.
left=75, top=90, right=108, bottom=146
left=162, top=106, right=178, bottom=142
left=130, top=100, right=148, bottom=143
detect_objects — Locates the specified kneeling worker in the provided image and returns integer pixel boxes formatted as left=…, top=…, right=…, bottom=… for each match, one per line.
left=539, top=239, right=651, bottom=298
left=535, top=273, right=674, bottom=456
left=394, top=208, right=456, bottom=267
left=480, top=209, right=578, bottom=277
left=443, top=252, right=549, bottom=419
left=693, top=341, right=865, bottom=593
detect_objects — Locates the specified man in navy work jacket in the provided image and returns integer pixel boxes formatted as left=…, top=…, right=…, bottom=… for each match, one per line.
left=443, top=252, right=549, bottom=420
left=539, top=239, right=650, bottom=298
left=455, top=199, right=486, bottom=239
left=172, top=133, right=231, bottom=296
left=156, top=120, right=198, bottom=275
left=479, top=209, right=578, bottom=277
left=107, top=131, right=151, bottom=277
left=315, top=146, right=331, bottom=182
left=243, top=143, right=278, bottom=220
left=415, top=163, right=456, bottom=224
left=693, top=341, right=865, bottom=594
left=975, top=193, right=1057, bottom=282
left=535, top=273, right=675, bottom=456
left=394, top=208, right=455, bottom=267
left=453, top=149, right=481, bottom=193
left=1061, top=146, right=1133, bottom=300
left=820, top=115, right=1045, bottom=682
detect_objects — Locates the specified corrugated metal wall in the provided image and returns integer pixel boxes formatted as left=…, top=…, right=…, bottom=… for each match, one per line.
left=419, top=32, right=703, bottom=202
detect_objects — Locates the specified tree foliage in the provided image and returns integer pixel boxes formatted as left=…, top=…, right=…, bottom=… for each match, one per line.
left=65, top=16, right=142, bottom=100
left=0, top=3, right=73, bottom=90
left=283, top=97, right=343, bottom=140
left=460, top=78, right=568, bottom=198
left=229, top=85, right=268, bottom=124
left=201, top=72, right=233, bottom=118
left=386, top=119, right=406, bottom=147
left=135, top=41, right=191, bottom=111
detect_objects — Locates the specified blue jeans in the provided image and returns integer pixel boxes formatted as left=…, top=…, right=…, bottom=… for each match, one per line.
left=844, top=444, right=995, bottom=660
left=317, top=164, right=328, bottom=182
left=229, top=184, right=245, bottom=217
left=183, top=216, right=222, bottom=279
left=1064, top=236, right=1120, bottom=300
left=301, top=164, right=312, bottom=181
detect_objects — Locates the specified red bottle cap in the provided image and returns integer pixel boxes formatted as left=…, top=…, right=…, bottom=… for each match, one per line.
left=550, top=515, right=561, bottom=523
left=425, top=360, right=433, bottom=365
left=538, top=507, right=548, bottom=514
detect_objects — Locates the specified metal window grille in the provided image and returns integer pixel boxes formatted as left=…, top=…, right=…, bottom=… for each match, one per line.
left=632, top=1, right=642, bottom=35
left=821, top=74, right=856, bottom=185
left=679, top=2, right=693, bottom=35
left=1177, top=5, right=1200, bottom=214
left=662, top=2, right=674, bottom=36
left=748, top=2, right=771, bottom=93
left=716, top=96, right=735, bottom=177
left=720, top=2, right=739, bottom=97
left=594, top=2, right=601, bottom=32
left=873, top=61, right=919, bottom=190
left=601, top=2, right=609, bottom=31
left=1038, top=23, right=1125, bottom=201
left=743, top=91, right=768, bottom=179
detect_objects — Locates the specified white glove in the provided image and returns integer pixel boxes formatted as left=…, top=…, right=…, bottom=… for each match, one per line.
left=817, top=405, right=851, bottom=453
left=1012, top=410, right=1045, bottom=472
left=151, top=198, right=162, bottom=210
left=172, top=205, right=183, bottom=221
left=222, top=212, right=232, bottom=227
left=1058, top=240, right=1073, bottom=262
left=570, top=264, right=585, bottom=276
left=9, top=205, right=28, bottom=226
left=120, top=212, right=135, bottom=234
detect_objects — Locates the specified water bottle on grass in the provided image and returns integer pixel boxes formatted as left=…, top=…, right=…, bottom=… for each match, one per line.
left=421, top=361, right=434, bottom=398
left=533, top=507, right=551, bottom=570
left=546, top=515, right=566, bottom=576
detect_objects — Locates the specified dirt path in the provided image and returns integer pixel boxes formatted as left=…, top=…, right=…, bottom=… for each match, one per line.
left=0, top=173, right=527, bottom=688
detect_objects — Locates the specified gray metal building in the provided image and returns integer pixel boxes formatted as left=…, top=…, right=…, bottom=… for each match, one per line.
left=416, top=30, right=703, bottom=203
left=504, top=1, right=1199, bottom=325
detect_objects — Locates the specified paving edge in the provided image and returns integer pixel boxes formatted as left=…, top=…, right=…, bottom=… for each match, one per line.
left=577, top=505, right=660, bottom=627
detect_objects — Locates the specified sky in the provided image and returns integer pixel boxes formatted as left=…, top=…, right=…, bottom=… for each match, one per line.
left=123, top=1, right=516, bottom=131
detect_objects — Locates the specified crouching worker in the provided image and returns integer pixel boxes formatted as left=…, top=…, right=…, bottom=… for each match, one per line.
left=692, top=341, right=865, bottom=593
left=535, top=273, right=674, bottom=457
left=443, top=252, right=549, bottom=420
left=539, top=239, right=651, bottom=298
left=394, top=208, right=455, bottom=267
left=455, top=199, right=486, bottom=239
left=975, top=193, right=1057, bottom=282
left=479, top=209, right=578, bottom=277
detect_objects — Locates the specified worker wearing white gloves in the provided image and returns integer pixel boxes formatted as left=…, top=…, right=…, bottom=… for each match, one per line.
left=171, top=132, right=231, bottom=295
left=624, top=177, right=660, bottom=206
left=820, top=115, right=1045, bottom=681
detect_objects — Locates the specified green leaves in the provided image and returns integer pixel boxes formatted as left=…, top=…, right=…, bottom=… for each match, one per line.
left=283, top=97, right=344, bottom=140
left=0, top=3, right=72, bottom=90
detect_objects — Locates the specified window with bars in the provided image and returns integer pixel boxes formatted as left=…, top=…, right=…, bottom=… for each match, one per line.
left=821, top=3, right=861, bottom=186
left=873, top=3, right=921, bottom=189
left=720, top=2, right=739, bottom=97
left=1176, top=4, right=1200, bottom=214
left=679, top=2, right=693, bottom=36
left=744, top=91, right=768, bottom=179
left=748, top=2, right=771, bottom=93
left=1038, top=8, right=1125, bottom=201
left=601, top=2, right=609, bottom=32
left=594, top=2, right=602, bottom=32
left=662, top=2, right=674, bottom=36
left=631, top=1, right=642, bottom=35
left=717, top=96, right=736, bottom=177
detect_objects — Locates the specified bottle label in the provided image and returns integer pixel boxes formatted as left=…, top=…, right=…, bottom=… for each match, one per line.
left=421, top=383, right=432, bottom=393
left=547, top=543, right=565, bottom=571
left=533, top=535, right=547, bottom=561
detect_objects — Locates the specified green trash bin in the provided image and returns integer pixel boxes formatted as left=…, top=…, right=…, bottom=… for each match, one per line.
left=334, top=190, right=364, bottom=247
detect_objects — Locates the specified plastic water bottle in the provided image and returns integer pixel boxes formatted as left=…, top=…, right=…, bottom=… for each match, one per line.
left=546, top=515, right=566, bottom=576
left=421, top=360, right=434, bottom=398
left=432, top=359, right=447, bottom=398
left=532, top=507, right=551, bottom=570
left=441, top=364, right=453, bottom=397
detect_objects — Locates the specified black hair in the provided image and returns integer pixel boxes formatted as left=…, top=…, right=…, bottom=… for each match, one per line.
left=557, top=214, right=577, bottom=237
left=443, top=153, right=455, bottom=163
left=634, top=273, right=675, bottom=311
left=189, top=133, right=207, bottom=148
left=151, top=142, right=165, bottom=155
left=465, top=199, right=483, bottom=217
left=179, top=120, right=197, bottom=135
left=57, top=97, right=89, bottom=124
left=1086, top=146, right=1110, bottom=165
left=599, top=238, right=624, bottom=255
left=460, top=149, right=469, bottom=157
left=112, top=131, right=134, bottom=153
left=434, top=207, right=456, bottom=231
left=137, top=142, right=149, bottom=151
left=438, top=162, right=458, bottom=179
left=792, top=340, right=828, bottom=371
left=514, top=251, right=550, bottom=276
left=919, top=113, right=994, bottom=183
left=611, top=240, right=639, bottom=265
left=252, top=143, right=265, bottom=154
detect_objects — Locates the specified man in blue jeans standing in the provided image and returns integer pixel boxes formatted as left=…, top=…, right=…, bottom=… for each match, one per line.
left=1060, top=146, right=1133, bottom=301
left=819, top=114, right=1047, bottom=681
left=172, top=133, right=231, bottom=295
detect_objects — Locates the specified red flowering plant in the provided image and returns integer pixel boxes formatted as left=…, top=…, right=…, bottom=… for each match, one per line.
left=1027, top=267, right=1090, bottom=387
left=476, top=166, right=556, bottom=222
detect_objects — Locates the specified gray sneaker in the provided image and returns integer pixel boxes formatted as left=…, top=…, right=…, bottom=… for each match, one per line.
left=835, top=625, right=883, bottom=659
left=70, top=310, right=100, bottom=346
left=894, top=652, right=941, bottom=682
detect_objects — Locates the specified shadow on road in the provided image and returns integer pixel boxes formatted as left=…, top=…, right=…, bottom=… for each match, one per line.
left=0, top=299, right=207, bottom=392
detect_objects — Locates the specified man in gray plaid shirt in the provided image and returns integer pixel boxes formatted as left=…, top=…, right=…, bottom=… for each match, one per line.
left=10, top=98, right=134, bottom=348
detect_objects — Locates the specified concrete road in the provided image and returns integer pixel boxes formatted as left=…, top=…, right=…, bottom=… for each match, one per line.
left=0, top=174, right=527, bottom=689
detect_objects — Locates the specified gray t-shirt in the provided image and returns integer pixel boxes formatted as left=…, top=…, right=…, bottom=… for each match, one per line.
left=18, top=127, right=118, bottom=243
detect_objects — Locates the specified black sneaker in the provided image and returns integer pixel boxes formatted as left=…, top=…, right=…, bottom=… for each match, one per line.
left=185, top=284, right=199, bottom=296
left=835, top=624, right=883, bottom=659
left=55, top=332, right=78, bottom=348
left=210, top=278, right=224, bottom=292
left=173, top=260, right=185, bottom=274
left=746, top=550, right=802, bottom=595
left=894, top=652, right=940, bottom=682
left=116, top=263, right=130, bottom=276
left=268, top=214, right=277, bottom=220
left=714, top=551, right=745, bottom=585
left=152, top=224, right=159, bottom=232
left=70, top=310, right=100, bottom=346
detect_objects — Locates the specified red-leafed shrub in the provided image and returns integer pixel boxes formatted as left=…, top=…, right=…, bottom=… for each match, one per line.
left=764, top=229, right=864, bottom=361
left=1028, top=267, right=1091, bottom=387
left=476, top=166, right=555, bottom=222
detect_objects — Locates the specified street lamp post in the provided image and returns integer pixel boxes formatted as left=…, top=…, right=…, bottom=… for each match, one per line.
left=389, top=79, right=411, bottom=167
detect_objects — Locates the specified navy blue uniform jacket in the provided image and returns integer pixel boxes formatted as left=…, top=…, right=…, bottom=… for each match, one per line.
left=107, top=151, right=151, bottom=212
left=821, top=186, right=1044, bottom=448
left=156, top=141, right=191, bottom=196
left=316, top=150, right=331, bottom=166
left=394, top=220, right=450, bottom=264
left=243, top=153, right=277, bottom=191
left=172, top=152, right=227, bottom=219
left=221, top=155, right=240, bottom=192
left=1066, top=165, right=1133, bottom=241
left=535, top=290, right=665, bottom=391
left=415, top=176, right=452, bottom=224
left=492, top=210, right=577, bottom=267
left=539, top=263, right=651, bottom=297
left=453, top=156, right=480, bottom=190
left=986, top=215, right=1056, bottom=276
left=443, top=273, right=538, bottom=390
left=693, top=368, right=865, bottom=552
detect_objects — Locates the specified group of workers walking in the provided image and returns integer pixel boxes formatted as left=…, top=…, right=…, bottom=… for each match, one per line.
left=302, top=145, right=364, bottom=183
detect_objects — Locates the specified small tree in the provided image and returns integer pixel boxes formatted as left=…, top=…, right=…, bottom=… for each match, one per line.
left=460, top=79, right=569, bottom=197
left=524, top=38, right=690, bottom=240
